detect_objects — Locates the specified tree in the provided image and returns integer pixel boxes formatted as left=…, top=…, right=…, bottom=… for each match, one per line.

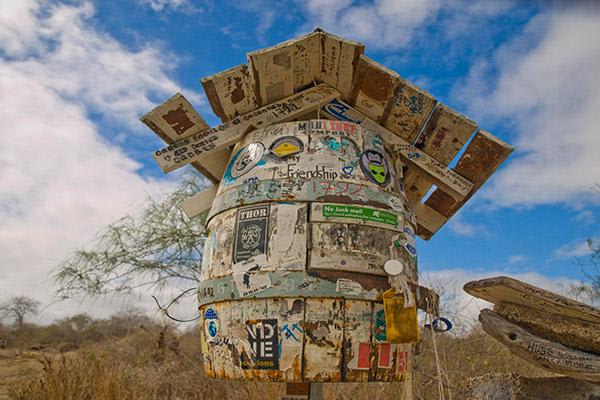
left=54, top=175, right=208, bottom=314
left=571, top=238, right=600, bottom=304
left=0, top=296, right=41, bottom=329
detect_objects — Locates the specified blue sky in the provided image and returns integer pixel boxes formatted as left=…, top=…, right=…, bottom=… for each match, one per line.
left=1, top=0, right=599, bottom=322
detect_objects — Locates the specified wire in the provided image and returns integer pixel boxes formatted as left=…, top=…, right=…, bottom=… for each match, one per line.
left=151, top=287, right=200, bottom=323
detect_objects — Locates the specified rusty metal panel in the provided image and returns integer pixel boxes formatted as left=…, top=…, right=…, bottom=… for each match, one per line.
left=199, top=305, right=215, bottom=377
left=303, top=298, right=344, bottom=382
left=207, top=302, right=235, bottom=379
left=343, top=300, right=372, bottom=381
left=201, top=64, right=257, bottom=122
left=267, top=298, right=305, bottom=382
left=309, top=222, right=396, bottom=276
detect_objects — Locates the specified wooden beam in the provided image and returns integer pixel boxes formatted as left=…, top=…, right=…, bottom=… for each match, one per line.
left=152, top=84, right=340, bottom=174
left=479, top=309, right=600, bottom=383
left=181, top=185, right=218, bottom=219
left=201, top=64, right=257, bottom=123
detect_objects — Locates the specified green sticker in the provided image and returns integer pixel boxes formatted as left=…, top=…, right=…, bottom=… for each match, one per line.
left=322, top=204, right=397, bottom=226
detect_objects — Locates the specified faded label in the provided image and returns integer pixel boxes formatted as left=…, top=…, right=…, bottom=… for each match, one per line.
left=233, top=205, right=269, bottom=264
left=242, top=319, right=279, bottom=370
left=232, top=255, right=271, bottom=297
left=374, top=309, right=387, bottom=342
left=335, top=278, right=363, bottom=295
left=322, top=204, right=397, bottom=226
left=321, top=98, right=363, bottom=124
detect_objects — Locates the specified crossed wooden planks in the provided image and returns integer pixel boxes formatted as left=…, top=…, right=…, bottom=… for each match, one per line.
left=465, top=276, right=600, bottom=383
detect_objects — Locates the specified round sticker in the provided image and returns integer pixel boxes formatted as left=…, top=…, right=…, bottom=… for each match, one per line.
left=388, top=196, right=404, bottom=212
left=384, top=259, right=404, bottom=276
left=204, top=318, right=220, bottom=341
left=359, top=149, right=391, bottom=186
left=269, top=136, right=304, bottom=158
left=228, top=143, right=264, bottom=178
left=204, top=308, right=217, bottom=320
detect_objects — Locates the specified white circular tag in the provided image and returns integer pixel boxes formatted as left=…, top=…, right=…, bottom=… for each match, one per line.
left=384, top=259, right=404, bottom=276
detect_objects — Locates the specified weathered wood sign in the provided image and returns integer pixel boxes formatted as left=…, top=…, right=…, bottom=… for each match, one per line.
left=479, top=309, right=600, bottom=383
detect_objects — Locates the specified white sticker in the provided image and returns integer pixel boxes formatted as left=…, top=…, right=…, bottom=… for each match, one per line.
left=403, top=226, right=417, bottom=256
left=335, top=278, right=363, bottom=296
left=388, top=196, right=404, bottom=212
left=232, top=255, right=272, bottom=297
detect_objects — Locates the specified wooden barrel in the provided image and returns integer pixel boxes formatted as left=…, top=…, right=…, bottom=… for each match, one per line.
left=198, top=120, right=418, bottom=382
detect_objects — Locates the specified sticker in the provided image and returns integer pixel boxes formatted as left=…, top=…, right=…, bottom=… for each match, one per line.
left=204, top=307, right=219, bottom=343
left=403, top=226, right=417, bottom=256
left=321, top=99, right=363, bottom=124
left=226, top=143, right=265, bottom=179
left=387, top=196, right=404, bottom=212
left=397, top=351, right=409, bottom=373
left=374, top=309, right=387, bottom=342
left=359, top=149, right=391, bottom=186
left=233, top=205, right=269, bottom=264
left=269, top=136, right=304, bottom=158
left=378, top=343, right=392, bottom=368
left=322, top=204, right=397, bottom=226
left=357, top=342, right=371, bottom=370
left=335, top=278, right=363, bottom=295
left=232, top=255, right=272, bottom=297
left=242, top=319, right=279, bottom=370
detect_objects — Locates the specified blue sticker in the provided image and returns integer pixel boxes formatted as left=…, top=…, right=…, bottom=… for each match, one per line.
left=322, top=99, right=363, bottom=124
left=204, top=308, right=217, bottom=320
left=207, top=320, right=218, bottom=337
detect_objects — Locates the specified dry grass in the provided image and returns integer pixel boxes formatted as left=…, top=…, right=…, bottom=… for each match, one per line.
left=2, top=325, right=552, bottom=400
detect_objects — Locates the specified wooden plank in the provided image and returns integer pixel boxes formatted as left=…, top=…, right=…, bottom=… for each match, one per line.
left=303, top=298, right=344, bottom=381
left=152, top=84, right=340, bottom=174
left=181, top=185, right=218, bottom=218
left=201, top=64, right=257, bottom=122
left=404, top=104, right=477, bottom=203
left=349, top=55, right=399, bottom=122
left=464, top=276, right=600, bottom=324
left=412, top=203, right=446, bottom=240
left=318, top=31, right=364, bottom=101
left=395, top=143, right=473, bottom=200
left=383, top=78, right=436, bottom=143
left=141, top=92, right=226, bottom=182
left=495, top=302, right=600, bottom=355
left=479, top=309, right=600, bottom=383
left=421, top=129, right=514, bottom=239
left=293, top=32, right=321, bottom=93
left=320, top=33, right=341, bottom=90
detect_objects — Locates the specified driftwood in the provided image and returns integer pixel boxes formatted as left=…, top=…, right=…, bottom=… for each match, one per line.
left=464, top=276, right=600, bottom=324
left=494, top=302, right=600, bottom=355
left=468, top=373, right=600, bottom=400
left=479, top=309, right=600, bottom=383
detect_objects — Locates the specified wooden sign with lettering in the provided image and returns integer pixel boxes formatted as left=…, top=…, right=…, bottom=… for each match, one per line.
left=152, top=84, right=340, bottom=174
left=479, top=309, right=600, bottom=383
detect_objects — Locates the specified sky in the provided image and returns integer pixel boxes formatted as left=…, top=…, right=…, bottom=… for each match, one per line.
left=0, top=0, right=599, bottom=324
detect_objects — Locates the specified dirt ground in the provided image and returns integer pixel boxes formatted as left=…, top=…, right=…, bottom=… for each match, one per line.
left=0, top=350, right=44, bottom=400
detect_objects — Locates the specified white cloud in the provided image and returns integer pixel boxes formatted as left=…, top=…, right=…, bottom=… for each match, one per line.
left=138, top=0, right=196, bottom=13
left=573, top=210, right=596, bottom=225
left=0, top=0, right=192, bottom=323
left=458, top=5, right=600, bottom=207
left=552, top=238, right=597, bottom=260
left=507, top=254, right=527, bottom=265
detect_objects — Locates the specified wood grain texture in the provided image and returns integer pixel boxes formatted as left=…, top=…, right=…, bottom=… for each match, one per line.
left=181, top=185, right=218, bottom=218
left=464, top=276, right=600, bottom=324
left=479, top=308, right=600, bottom=383
left=201, top=64, right=257, bottom=122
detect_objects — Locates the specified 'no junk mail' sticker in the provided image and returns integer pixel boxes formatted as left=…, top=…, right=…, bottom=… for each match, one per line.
left=360, top=149, right=391, bottom=186
left=233, top=204, right=269, bottom=264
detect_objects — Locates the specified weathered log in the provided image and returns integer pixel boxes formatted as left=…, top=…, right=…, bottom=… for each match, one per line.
left=468, top=373, right=600, bottom=400
left=478, top=309, right=600, bottom=383
left=464, top=276, right=600, bottom=324
left=495, top=302, right=600, bottom=355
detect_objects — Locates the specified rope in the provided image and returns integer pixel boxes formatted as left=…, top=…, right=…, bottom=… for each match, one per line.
left=388, top=274, right=415, bottom=308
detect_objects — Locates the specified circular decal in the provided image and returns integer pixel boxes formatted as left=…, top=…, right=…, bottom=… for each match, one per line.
left=240, top=224, right=262, bottom=249
left=269, top=136, right=304, bottom=158
left=384, top=259, right=404, bottom=276
left=228, top=143, right=264, bottom=178
left=388, top=196, right=404, bottom=212
left=359, top=149, right=391, bottom=186
left=204, top=308, right=217, bottom=320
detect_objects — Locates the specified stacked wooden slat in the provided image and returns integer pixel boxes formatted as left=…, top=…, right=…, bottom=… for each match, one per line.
left=465, top=276, right=600, bottom=384
left=141, top=28, right=513, bottom=240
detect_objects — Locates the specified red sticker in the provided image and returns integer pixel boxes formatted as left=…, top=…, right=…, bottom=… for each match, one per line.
left=357, top=342, right=371, bottom=370
left=378, top=343, right=391, bottom=368
left=397, top=351, right=409, bottom=373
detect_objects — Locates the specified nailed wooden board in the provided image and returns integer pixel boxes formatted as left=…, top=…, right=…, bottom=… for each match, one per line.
left=320, top=32, right=364, bottom=102
left=181, top=185, right=218, bottom=218
left=201, top=64, right=257, bottom=123
left=465, top=276, right=600, bottom=324
left=349, top=55, right=399, bottom=123
left=418, top=129, right=514, bottom=239
left=152, top=84, right=340, bottom=173
left=479, top=308, right=600, bottom=383
left=141, top=92, right=227, bottom=182
left=495, top=302, right=600, bottom=355
left=404, top=104, right=477, bottom=204
left=383, top=79, right=436, bottom=143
